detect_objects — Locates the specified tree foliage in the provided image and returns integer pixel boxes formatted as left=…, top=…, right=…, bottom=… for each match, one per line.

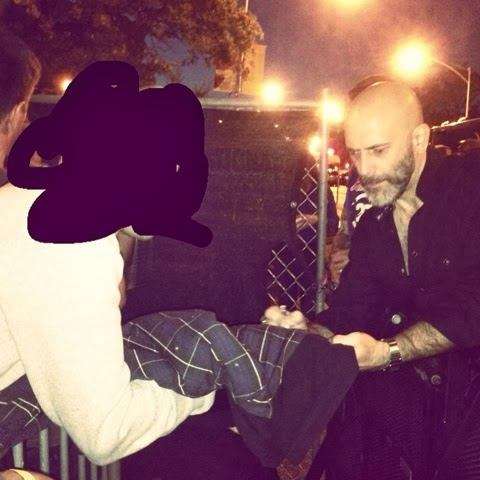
left=1, top=0, right=263, bottom=93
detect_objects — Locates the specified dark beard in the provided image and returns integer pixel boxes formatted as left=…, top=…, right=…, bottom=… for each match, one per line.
left=359, top=151, right=415, bottom=206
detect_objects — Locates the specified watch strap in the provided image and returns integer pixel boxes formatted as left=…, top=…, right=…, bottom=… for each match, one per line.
left=381, top=337, right=403, bottom=371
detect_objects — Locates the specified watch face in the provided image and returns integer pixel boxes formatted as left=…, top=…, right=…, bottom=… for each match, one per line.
left=390, top=349, right=403, bottom=367
left=384, top=339, right=402, bottom=370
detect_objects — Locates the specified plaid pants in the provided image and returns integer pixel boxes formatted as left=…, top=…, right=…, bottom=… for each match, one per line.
left=0, top=309, right=306, bottom=454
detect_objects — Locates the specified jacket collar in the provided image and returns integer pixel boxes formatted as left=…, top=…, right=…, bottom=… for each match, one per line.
left=416, top=147, right=444, bottom=205
left=374, top=147, right=441, bottom=222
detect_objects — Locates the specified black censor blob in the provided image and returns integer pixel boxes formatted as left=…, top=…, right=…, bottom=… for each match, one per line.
left=6, top=61, right=212, bottom=247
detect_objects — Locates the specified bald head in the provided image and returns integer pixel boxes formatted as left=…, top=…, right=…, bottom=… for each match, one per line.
left=345, top=81, right=430, bottom=207
left=346, top=81, right=423, bottom=141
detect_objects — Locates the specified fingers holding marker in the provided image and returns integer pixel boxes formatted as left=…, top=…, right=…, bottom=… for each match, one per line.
left=262, top=306, right=308, bottom=330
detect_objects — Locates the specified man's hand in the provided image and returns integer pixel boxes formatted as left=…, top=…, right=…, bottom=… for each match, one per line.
left=262, top=306, right=338, bottom=338
left=0, top=470, right=54, bottom=479
left=329, top=248, right=350, bottom=285
left=262, top=305, right=308, bottom=330
left=331, top=332, right=390, bottom=371
left=295, top=214, right=318, bottom=231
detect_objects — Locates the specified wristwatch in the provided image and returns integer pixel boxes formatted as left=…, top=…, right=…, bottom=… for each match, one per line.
left=381, top=337, right=403, bottom=371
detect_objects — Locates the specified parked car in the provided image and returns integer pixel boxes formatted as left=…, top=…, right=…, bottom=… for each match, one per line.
left=431, top=118, right=480, bottom=153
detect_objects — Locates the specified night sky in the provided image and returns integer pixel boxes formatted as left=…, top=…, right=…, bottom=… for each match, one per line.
left=251, top=0, right=480, bottom=100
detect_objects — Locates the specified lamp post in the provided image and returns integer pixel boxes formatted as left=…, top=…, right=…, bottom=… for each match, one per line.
left=433, top=59, right=472, bottom=118
left=392, top=41, right=472, bottom=119
left=315, top=92, right=345, bottom=313
left=309, top=93, right=345, bottom=313
left=260, top=80, right=286, bottom=107
left=316, top=88, right=330, bottom=313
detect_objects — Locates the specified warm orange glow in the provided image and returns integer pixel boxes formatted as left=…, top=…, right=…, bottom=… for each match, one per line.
left=333, top=0, right=371, bottom=10
left=317, top=98, right=345, bottom=124
left=59, top=76, right=73, bottom=93
left=261, top=80, right=286, bottom=107
left=392, top=41, right=433, bottom=79
left=308, top=134, right=323, bottom=157
left=308, top=138, right=340, bottom=159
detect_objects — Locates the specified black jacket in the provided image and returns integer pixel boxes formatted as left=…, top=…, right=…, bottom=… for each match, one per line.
left=317, top=147, right=480, bottom=349
left=312, top=148, right=480, bottom=478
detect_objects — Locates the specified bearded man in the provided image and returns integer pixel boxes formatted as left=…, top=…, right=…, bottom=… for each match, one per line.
left=307, top=81, right=480, bottom=479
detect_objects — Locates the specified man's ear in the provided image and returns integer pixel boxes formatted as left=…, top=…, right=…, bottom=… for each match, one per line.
left=3, top=101, right=28, bottom=136
left=412, top=123, right=431, bottom=152
left=0, top=116, right=7, bottom=136
left=13, top=100, right=29, bottom=129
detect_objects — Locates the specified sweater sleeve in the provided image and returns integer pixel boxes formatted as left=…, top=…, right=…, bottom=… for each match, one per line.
left=0, top=234, right=214, bottom=466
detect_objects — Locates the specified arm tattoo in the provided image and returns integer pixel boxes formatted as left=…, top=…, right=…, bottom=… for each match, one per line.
left=395, top=321, right=455, bottom=362
left=307, top=322, right=335, bottom=340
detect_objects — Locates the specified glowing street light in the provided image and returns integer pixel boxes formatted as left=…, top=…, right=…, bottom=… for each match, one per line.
left=331, top=0, right=372, bottom=12
left=308, top=134, right=338, bottom=159
left=261, top=80, right=286, bottom=107
left=392, top=40, right=472, bottom=118
left=308, top=134, right=323, bottom=157
left=335, top=0, right=371, bottom=9
left=317, top=97, right=346, bottom=124
left=391, top=40, right=432, bottom=79
left=59, top=76, right=72, bottom=93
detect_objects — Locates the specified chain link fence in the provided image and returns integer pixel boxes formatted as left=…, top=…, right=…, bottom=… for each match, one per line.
left=267, top=157, right=342, bottom=317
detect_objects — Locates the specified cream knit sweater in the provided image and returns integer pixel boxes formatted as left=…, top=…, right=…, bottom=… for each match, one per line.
left=0, top=183, right=214, bottom=465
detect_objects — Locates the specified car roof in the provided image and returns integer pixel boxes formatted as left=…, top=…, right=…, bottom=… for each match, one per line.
left=431, top=118, right=480, bottom=146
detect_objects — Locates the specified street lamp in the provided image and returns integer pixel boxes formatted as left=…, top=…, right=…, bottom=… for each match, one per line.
left=392, top=41, right=432, bottom=79
left=308, top=134, right=323, bottom=157
left=307, top=135, right=337, bottom=158
left=336, top=0, right=369, bottom=7
left=331, top=0, right=372, bottom=11
left=59, top=76, right=72, bottom=94
left=317, top=97, right=346, bottom=124
left=260, top=80, right=285, bottom=107
left=392, top=40, right=472, bottom=118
